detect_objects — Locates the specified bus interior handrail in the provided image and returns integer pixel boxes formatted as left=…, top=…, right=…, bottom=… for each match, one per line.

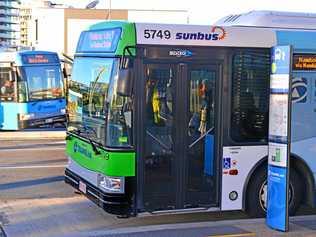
left=189, top=127, right=214, bottom=149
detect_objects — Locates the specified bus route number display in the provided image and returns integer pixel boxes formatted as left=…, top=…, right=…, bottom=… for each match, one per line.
left=77, top=28, right=121, bottom=53
left=22, top=54, right=59, bottom=64
left=293, top=54, right=316, bottom=71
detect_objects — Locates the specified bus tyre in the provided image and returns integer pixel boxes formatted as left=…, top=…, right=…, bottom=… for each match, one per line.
left=246, top=166, right=302, bottom=218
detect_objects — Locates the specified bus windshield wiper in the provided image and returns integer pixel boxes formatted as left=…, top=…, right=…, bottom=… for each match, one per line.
left=88, top=139, right=101, bottom=155
left=70, top=126, right=101, bottom=155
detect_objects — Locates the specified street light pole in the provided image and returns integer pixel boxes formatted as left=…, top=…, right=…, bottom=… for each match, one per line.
left=108, top=0, right=111, bottom=19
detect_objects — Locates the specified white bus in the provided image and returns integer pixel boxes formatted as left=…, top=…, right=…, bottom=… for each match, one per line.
left=65, top=11, right=316, bottom=217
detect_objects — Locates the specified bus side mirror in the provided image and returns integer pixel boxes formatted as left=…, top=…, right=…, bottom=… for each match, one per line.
left=117, top=68, right=133, bottom=97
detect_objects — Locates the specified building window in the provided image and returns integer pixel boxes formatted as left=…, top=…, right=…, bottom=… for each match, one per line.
left=230, top=50, right=270, bottom=143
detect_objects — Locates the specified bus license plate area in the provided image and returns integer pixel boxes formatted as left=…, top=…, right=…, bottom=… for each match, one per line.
left=79, top=181, right=87, bottom=194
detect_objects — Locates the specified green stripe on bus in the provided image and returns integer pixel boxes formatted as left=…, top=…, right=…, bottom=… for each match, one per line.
left=66, top=136, right=135, bottom=177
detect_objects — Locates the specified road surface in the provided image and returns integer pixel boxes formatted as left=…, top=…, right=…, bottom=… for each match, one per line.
left=0, top=136, right=315, bottom=237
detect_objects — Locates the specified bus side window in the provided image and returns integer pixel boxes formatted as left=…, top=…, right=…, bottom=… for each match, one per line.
left=0, top=68, right=15, bottom=102
left=230, top=50, right=270, bottom=143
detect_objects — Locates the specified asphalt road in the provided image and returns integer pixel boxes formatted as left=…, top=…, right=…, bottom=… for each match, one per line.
left=0, top=137, right=249, bottom=237
left=0, top=136, right=315, bottom=237
left=0, top=139, right=73, bottom=200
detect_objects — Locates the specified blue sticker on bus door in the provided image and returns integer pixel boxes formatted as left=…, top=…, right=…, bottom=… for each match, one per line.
left=204, top=134, right=214, bottom=176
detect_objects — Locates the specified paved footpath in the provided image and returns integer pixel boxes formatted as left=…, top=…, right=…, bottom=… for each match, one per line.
left=66, top=215, right=316, bottom=237
left=1, top=196, right=315, bottom=237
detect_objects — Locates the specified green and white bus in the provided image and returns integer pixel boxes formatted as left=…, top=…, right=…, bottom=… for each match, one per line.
left=65, top=11, right=316, bottom=217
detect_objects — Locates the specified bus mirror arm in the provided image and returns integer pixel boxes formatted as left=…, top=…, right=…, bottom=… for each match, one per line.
left=120, top=46, right=135, bottom=69
left=62, top=53, right=74, bottom=64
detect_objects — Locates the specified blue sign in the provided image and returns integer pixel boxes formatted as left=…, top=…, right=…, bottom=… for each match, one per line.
left=271, top=46, right=291, bottom=74
left=267, top=45, right=292, bottom=232
left=21, top=54, right=59, bottom=65
left=76, top=28, right=121, bottom=53
left=223, top=157, right=231, bottom=170
left=266, top=166, right=288, bottom=230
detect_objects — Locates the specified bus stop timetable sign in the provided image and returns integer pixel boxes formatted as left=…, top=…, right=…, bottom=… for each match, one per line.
left=266, top=45, right=292, bottom=232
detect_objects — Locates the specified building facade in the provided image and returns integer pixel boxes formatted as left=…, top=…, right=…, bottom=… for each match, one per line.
left=0, top=0, right=20, bottom=48
left=33, top=8, right=128, bottom=56
left=20, top=6, right=31, bottom=46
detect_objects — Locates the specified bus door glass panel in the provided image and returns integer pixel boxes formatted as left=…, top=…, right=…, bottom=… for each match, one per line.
left=186, top=67, right=216, bottom=207
left=0, top=67, right=15, bottom=102
left=143, top=64, right=176, bottom=211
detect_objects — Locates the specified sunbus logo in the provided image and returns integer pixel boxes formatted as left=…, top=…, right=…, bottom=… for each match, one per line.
left=175, top=26, right=226, bottom=41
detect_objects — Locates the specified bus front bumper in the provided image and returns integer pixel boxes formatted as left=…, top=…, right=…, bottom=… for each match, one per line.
left=65, top=168, right=131, bottom=215
left=19, top=114, right=66, bottom=129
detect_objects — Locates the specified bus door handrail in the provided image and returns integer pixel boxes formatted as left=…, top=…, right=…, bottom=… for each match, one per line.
left=189, top=127, right=214, bottom=149
left=146, top=130, right=170, bottom=150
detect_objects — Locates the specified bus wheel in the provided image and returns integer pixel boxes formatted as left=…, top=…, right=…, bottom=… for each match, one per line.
left=246, top=166, right=302, bottom=217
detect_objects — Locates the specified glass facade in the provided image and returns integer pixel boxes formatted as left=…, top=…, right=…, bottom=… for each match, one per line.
left=0, top=0, right=20, bottom=48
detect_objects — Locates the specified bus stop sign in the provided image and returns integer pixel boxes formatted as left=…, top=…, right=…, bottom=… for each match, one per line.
left=266, top=45, right=293, bottom=232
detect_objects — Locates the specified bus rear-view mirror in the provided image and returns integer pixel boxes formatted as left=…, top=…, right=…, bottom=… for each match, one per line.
left=117, top=68, right=133, bottom=97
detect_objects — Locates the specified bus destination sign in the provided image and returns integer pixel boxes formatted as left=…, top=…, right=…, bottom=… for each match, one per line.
left=22, top=54, right=59, bottom=65
left=293, top=54, right=316, bottom=71
left=77, top=28, right=121, bottom=53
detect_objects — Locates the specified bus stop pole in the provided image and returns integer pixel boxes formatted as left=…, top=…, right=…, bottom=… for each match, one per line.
left=266, top=45, right=293, bottom=232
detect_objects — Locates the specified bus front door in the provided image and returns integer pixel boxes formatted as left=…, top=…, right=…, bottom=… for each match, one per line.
left=141, top=63, right=219, bottom=212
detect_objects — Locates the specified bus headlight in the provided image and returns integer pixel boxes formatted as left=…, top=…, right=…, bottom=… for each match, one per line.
left=19, top=113, right=35, bottom=121
left=60, top=108, right=66, bottom=114
left=98, top=175, right=125, bottom=193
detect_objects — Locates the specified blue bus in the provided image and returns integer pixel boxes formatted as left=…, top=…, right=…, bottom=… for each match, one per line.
left=0, top=51, right=66, bottom=130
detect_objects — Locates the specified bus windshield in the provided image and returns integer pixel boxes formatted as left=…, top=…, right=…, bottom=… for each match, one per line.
left=68, top=57, right=132, bottom=147
left=68, top=57, right=115, bottom=145
left=22, top=65, right=64, bottom=101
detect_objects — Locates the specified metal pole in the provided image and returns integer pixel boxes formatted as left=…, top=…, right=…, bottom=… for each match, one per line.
left=109, top=0, right=111, bottom=19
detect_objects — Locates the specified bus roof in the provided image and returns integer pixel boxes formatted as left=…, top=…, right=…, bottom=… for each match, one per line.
left=0, top=50, right=60, bottom=66
left=215, top=10, right=316, bottom=30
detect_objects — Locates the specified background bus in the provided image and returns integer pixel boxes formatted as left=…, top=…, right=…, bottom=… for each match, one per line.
left=0, top=50, right=66, bottom=130
left=65, top=11, right=316, bottom=217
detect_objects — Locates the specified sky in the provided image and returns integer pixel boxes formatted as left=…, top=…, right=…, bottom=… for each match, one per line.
left=23, top=0, right=316, bottom=24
